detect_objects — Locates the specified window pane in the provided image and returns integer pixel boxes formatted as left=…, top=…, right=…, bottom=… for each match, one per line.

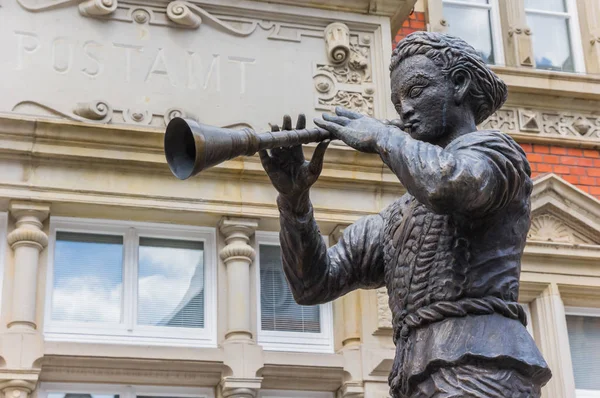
left=443, top=3, right=495, bottom=64
left=525, top=0, right=566, bottom=12
left=259, top=245, right=320, bottom=333
left=52, top=232, right=123, bottom=323
left=138, top=237, right=204, bottom=328
left=566, top=315, right=600, bottom=390
left=49, top=394, right=119, bottom=398
left=527, top=13, right=574, bottom=72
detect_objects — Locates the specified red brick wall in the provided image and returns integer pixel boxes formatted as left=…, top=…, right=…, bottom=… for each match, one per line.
left=393, top=11, right=426, bottom=48
left=521, top=144, right=600, bottom=198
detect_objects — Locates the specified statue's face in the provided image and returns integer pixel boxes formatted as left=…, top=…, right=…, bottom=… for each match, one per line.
left=391, top=55, right=459, bottom=144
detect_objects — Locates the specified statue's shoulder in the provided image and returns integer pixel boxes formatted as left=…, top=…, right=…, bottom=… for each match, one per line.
left=448, top=129, right=525, bottom=156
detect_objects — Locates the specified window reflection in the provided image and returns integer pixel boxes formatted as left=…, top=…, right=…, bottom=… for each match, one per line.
left=137, top=237, right=205, bottom=328
left=526, top=11, right=574, bottom=72
left=52, top=232, right=123, bottom=323
left=443, top=1, right=495, bottom=64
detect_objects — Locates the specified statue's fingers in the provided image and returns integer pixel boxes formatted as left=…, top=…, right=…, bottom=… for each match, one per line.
left=323, top=113, right=351, bottom=126
left=314, top=118, right=342, bottom=137
left=335, top=106, right=362, bottom=120
left=259, top=149, right=272, bottom=171
left=282, top=114, right=293, bottom=131
left=296, top=113, right=306, bottom=130
left=308, top=139, right=330, bottom=177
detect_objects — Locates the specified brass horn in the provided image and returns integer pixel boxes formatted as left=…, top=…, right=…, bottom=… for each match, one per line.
left=164, top=117, right=331, bottom=180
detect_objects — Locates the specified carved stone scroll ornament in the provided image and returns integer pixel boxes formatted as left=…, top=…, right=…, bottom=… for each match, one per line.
left=324, top=22, right=351, bottom=65
left=17, top=0, right=118, bottom=15
left=79, top=0, right=118, bottom=17
left=165, top=1, right=257, bottom=34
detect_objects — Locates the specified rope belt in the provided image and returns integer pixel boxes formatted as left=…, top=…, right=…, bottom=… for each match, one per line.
left=393, top=296, right=527, bottom=344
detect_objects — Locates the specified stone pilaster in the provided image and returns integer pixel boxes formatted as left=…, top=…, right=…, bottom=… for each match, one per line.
left=6, top=202, right=49, bottom=331
left=219, top=217, right=258, bottom=341
left=498, top=0, right=535, bottom=67
left=530, top=283, right=576, bottom=398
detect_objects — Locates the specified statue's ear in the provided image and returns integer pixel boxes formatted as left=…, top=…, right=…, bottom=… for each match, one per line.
left=450, top=68, right=472, bottom=105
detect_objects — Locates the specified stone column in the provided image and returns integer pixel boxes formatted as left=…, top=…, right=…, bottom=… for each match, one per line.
left=219, top=217, right=258, bottom=342
left=6, top=202, right=49, bottom=331
left=530, top=283, right=576, bottom=398
left=498, top=0, right=535, bottom=67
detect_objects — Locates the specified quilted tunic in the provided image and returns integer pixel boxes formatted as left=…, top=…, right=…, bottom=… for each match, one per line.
left=277, top=130, right=551, bottom=397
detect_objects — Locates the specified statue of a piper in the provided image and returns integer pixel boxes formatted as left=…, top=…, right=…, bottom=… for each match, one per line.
left=259, top=32, right=552, bottom=397
left=164, top=32, right=552, bottom=397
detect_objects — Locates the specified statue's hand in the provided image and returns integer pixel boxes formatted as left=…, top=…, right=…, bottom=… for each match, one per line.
left=314, top=106, right=397, bottom=154
left=259, top=114, right=330, bottom=209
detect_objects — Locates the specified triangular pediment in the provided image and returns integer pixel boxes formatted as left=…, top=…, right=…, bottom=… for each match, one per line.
left=529, top=174, right=600, bottom=248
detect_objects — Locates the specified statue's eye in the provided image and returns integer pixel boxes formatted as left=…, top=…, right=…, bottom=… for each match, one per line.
left=409, top=85, right=425, bottom=98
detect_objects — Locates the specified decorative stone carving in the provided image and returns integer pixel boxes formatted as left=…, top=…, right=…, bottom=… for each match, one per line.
left=313, top=31, right=375, bottom=117
left=79, top=0, right=118, bottom=17
left=324, top=22, right=351, bottom=65
left=481, top=106, right=600, bottom=141
left=73, top=100, right=113, bottom=122
left=528, top=213, right=597, bottom=245
left=166, top=1, right=202, bottom=28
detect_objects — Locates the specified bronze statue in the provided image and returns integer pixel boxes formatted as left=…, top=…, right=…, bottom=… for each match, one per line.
left=164, top=31, right=551, bottom=397
left=258, top=32, right=552, bottom=397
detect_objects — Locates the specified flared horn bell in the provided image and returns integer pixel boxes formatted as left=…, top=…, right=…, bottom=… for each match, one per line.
left=164, top=117, right=330, bottom=180
left=164, top=117, right=261, bottom=180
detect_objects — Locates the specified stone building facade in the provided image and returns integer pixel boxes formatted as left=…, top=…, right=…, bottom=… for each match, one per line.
left=0, top=1, right=598, bottom=398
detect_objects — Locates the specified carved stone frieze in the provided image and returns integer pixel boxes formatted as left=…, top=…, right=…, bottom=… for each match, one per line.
left=481, top=106, right=600, bottom=141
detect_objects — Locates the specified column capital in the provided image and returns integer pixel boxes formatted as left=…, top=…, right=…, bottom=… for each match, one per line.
left=219, top=217, right=258, bottom=264
left=7, top=201, right=50, bottom=250
left=220, top=377, right=262, bottom=398
left=0, top=373, right=39, bottom=398
left=219, top=217, right=259, bottom=238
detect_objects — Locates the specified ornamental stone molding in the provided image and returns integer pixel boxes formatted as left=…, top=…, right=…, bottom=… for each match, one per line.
left=481, top=106, right=600, bottom=141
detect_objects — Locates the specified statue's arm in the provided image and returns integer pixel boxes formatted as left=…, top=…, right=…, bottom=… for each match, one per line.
left=377, top=130, right=528, bottom=216
left=277, top=195, right=386, bottom=305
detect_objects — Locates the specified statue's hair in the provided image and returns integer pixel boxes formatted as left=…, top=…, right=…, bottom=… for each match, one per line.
left=390, top=31, right=507, bottom=125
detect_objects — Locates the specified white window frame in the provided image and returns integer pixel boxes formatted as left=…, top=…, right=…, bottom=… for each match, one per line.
left=0, top=212, right=7, bottom=315
left=44, top=216, right=217, bottom=347
left=565, top=306, right=600, bottom=398
left=442, top=0, right=505, bottom=66
left=37, top=383, right=214, bottom=398
left=255, top=231, right=334, bottom=353
left=258, top=390, right=334, bottom=398
left=524, top=0, right=586, bottom=73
